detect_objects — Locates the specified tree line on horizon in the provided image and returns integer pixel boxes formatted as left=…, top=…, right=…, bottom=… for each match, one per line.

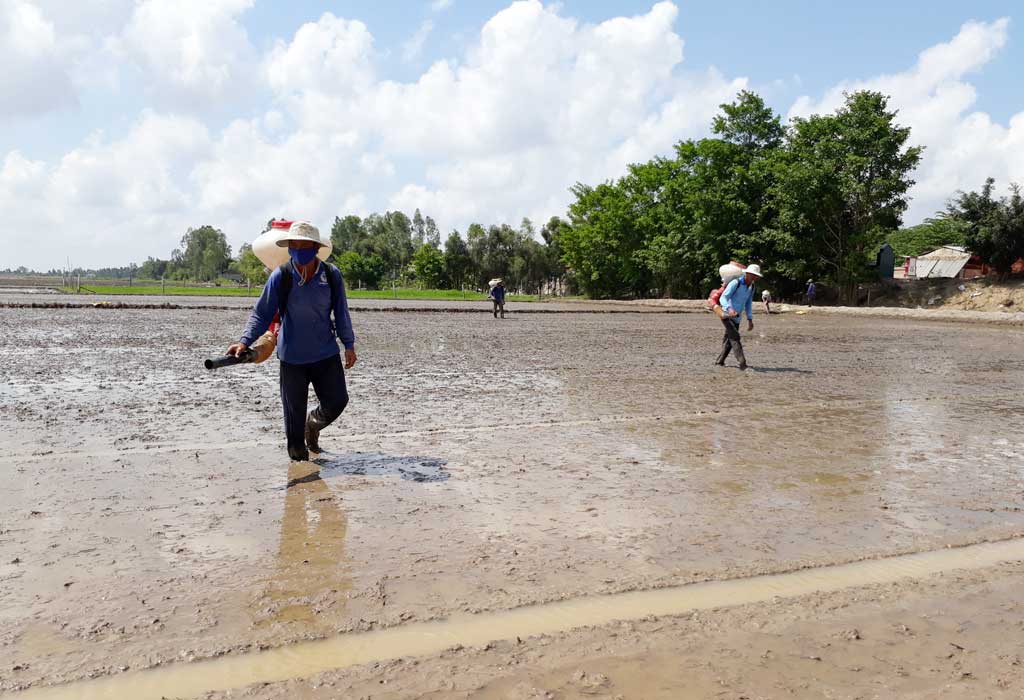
left=17, top=90, right=1022, bottom=299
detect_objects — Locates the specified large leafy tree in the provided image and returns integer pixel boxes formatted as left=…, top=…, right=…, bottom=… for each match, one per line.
left=564, top=91, right=786, bottom=298
left=888, top=216, right=967, bottom=257
left=562, top=181, right=649, bottom=298
left=171, top=225, right=232, bottom=281
left=330, top=215, right=367, bottom=253
left=362, top=211, right=414, bottom=275
left=412, top=242, right=445, bottom=288
left=336, top=250, right=387, bottom=289
left=949, top=178, right=1024, bottom=278
left=443, top=230, right=473, bottom=289
left=769, top=91, right=922, bottom=301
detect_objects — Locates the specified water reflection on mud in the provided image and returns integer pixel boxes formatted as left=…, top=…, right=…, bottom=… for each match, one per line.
left=259, top=462, right=350, bottom=628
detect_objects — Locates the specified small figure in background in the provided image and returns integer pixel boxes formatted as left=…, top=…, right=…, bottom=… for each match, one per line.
left=806, top=279, right=816, bottom=307
left=489, top=279, right=506, bottom=319
left=761, top=288, right=772, bottom=314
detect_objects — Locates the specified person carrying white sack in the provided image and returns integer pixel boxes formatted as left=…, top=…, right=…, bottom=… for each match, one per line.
left=714, top=264, right=764, bottom=371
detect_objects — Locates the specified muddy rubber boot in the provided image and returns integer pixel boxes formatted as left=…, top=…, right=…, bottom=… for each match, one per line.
left=304, top=417, right=321, bottom=454
left=288, top=445, right=309, bottom=462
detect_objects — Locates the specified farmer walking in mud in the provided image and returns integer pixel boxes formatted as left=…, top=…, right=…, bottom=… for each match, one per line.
left=489, top=278, right=506, bottom=319
left=226, top=222, right=357, bottom=461
left=714, top=263, right=763, bottom=371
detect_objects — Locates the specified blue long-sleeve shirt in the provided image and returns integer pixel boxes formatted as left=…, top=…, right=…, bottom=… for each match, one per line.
left=490, top=286, right=506, bottom=302
left=239, top=262, right=355, bottom=365
left=720, top=277, right=754, bottom=321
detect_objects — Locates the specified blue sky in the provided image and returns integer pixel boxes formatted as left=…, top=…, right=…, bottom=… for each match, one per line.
left=2, top=1, right=1023, bottom=269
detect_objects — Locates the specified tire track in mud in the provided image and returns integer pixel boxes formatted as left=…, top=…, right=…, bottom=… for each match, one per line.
left=0, top=392, right=986, bottom=465
left=6, top=537, right=1024, bottom=700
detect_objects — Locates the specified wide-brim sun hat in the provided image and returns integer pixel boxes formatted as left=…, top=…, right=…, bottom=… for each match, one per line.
left=253, top=219, right=332, bottom=268
left=745, top=263, right=764, bottom=278
left=275, top=221, right=326, bottom=248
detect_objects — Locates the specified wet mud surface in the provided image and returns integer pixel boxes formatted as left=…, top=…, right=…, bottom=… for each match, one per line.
left=1, top=304, right=1023, bottom=695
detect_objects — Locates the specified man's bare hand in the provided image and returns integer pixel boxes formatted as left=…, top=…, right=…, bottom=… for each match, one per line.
left=727, top=308, right=738, bottom=317
left=226, top=342, right=248, bottom=357
left=344, top=348, right=357, bottom=369
left=747, top=319, right=754, bottom=332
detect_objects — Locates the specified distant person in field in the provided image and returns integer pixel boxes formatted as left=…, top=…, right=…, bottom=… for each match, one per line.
left=806, top=279, right=816, bottom=307
left=226, top=222, right=357, bottom=462
left=489, top=279, right=506, bottom=319
left=714, top=264, right=763, bottom=371
left=761, top=289, right=772, bottom=314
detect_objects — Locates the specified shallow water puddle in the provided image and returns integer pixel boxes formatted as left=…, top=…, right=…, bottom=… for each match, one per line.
left=7, top=537, right=1024, bottom=700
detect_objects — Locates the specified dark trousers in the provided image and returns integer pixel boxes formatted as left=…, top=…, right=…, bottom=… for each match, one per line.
left=715, top=318, right=746, bottom=367
left=492, top=300, right=505, bottom=318
left=279, top=354, right=349, bottom=458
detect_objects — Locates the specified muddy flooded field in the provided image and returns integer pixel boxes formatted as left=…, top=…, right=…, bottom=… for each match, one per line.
left=1, top=302, right=1023, bottom=698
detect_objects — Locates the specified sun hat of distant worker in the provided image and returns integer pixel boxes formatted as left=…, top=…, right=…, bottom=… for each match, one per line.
left=744, top=263, right=764, bottom=278
left=275, top=221, right=326, bottom=248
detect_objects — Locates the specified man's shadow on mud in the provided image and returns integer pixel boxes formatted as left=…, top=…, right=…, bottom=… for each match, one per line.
left=307, top=452, right=450, bottom=483
left=749, top=366, right=814, bottom=374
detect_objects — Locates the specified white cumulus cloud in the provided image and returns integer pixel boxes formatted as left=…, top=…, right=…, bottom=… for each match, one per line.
left=115, top=0, right=257, bottom=106
left=0, top=0, right=78, bottom=118
left=4, top=2, right=1022, bottom=270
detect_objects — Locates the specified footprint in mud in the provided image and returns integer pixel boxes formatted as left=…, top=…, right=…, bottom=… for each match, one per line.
left=314, top=452, right=450, bottom=483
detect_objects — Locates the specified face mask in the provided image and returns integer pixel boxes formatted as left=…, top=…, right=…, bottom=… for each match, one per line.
left=289, top=247, right=317, bottom=265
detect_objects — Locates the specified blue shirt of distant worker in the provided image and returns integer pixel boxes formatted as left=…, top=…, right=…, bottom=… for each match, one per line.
left=489, top=280, right=507, bottom=319
left=714, top=264, right=763, bottom=371
left=226, top=222, right=357, bottom=462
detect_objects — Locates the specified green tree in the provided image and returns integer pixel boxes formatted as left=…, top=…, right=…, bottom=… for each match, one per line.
left=236, top=243, right=269, bottom=284
left=424, top=215, right=441, bottom=247
left=363, top=211, right=414, bottom=275
left=466, top=223, right=488, bottom=287
left=769, top=91, right=922, bottom=301
left=412, top=208, right=426, bottom=247
left=412, top=242, right=445, bottom=288
left=336, top=251, right=387, bottom=289
left=172, top=225, right=232, bottom=281
left=139, top=257, right=170, bottom=279
left=888, top=216, right=967, bottom=257
left=443, top=230, right=473, bottom=289
left=330, top=215, right=366, bottom=253
left=949, top=178, right=1024, bottom=278
left=562, top=179, right=651, bottom=298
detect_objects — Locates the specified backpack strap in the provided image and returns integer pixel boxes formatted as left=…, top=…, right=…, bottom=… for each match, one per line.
left=277, top=263, right=293, bottom=318
left=325, top=263, right=340, bottom=311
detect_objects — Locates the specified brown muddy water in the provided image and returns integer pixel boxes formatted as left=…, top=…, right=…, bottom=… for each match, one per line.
left=1, top=303, right=1024, bottom=697
left=6, top=537, right=1024, bottom=700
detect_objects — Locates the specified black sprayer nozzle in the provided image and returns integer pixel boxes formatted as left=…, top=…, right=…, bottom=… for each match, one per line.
left=204, top=350, right=256, bottom=370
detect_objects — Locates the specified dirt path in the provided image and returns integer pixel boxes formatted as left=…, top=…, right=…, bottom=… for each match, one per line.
left=2, top=306, right=1023, bottom=696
